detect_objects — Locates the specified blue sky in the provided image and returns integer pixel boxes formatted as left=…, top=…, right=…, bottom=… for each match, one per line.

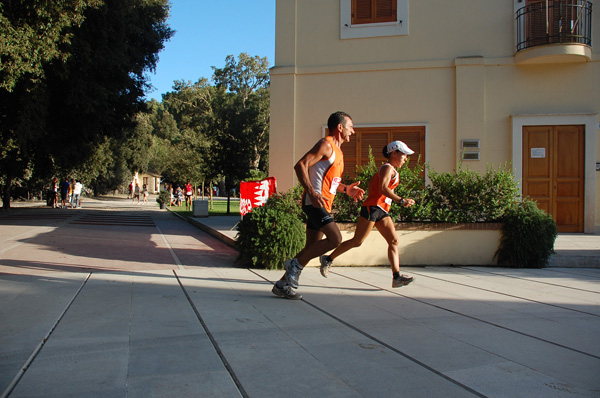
left=145, top=0, right=276, bottom=101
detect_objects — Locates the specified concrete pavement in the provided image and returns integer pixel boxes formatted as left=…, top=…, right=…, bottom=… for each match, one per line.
left=1, top=197, right=599, bottom=397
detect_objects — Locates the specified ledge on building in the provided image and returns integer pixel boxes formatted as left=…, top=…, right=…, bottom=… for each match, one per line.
left=515, top=43, right=592, bottom=65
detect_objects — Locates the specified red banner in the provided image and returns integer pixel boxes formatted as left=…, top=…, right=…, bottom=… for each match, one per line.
left=239, top=177, right=277, bottom=216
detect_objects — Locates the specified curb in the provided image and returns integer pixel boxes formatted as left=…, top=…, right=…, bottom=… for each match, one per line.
left=167, top=209, right=237, bottom=248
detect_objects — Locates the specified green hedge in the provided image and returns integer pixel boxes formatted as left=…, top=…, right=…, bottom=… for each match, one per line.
left=334, top=151, right=519, bottom=224
left=235, top=188, right=305, bottom=269
left=495, top=199, right=557, bottom=268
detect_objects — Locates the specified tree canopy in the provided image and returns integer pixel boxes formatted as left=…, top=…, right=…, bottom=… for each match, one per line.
left=1, top=1, right=270, bottom=211
left=135, top=54, right=271, bottom=213
left=0, top=0, right=173, bottom=207
left=209, top=53, right=270, bottom=212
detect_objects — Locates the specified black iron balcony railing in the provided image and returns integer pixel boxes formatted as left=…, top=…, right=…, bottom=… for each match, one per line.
left=516, top=0, right=592, bottom=52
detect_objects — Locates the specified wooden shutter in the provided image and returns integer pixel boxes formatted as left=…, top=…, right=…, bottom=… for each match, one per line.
left=343, top=126, right=425, bottom=179
left=352, top=0, right=397, bottom=25
left=526, top=0, right=548, bottom=47
left=526, top=0, right=578, bottom=46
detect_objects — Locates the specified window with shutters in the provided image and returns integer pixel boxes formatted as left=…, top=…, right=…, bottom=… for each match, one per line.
left=340, top=126, right=426, bottom=179
left=352, top=0, right=397, bottom=25
left=340, top=0, right=408, bottom=39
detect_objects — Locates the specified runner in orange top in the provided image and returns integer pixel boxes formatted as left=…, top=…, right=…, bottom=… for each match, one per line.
left=320, top=140, right=416, bottom=288
left=272, top=111, right=364, bottom=300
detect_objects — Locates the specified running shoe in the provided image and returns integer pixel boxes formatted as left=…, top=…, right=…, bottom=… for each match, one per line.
left=319, top=255, right=332, bottom=278
left=284, top=258, right=303, bottom=289
left=272, top=283, right=303, bottom=300
left=392, top=275, right=414, bottom=288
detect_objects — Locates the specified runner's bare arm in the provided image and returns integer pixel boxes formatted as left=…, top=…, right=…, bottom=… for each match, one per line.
left=338, top=181, right=364, bottom=202
left=379, top=165, right=414, bottom=207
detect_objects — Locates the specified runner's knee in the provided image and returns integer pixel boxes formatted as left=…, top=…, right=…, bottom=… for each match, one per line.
left=329, top=234, right=342, bottom=248
left=352, top=239, right=365, bottom=248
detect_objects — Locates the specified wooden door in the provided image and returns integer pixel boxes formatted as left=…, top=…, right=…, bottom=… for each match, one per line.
left=522, top=125, right=584, bottom=232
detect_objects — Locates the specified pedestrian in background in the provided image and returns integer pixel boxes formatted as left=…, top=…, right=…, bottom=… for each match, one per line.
left=142, top=184, right=149, bottom=204
left=59, top=178, right=70, bottom=209
left=50, top=177, right=58, bottom=208
left=72, top=180, right=83, bottom=208
left=185, top=179, right=193, bottom=210
left=133, top=183, right=140, bottom=204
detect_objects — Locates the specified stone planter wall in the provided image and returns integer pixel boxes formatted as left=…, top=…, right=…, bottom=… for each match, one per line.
left=305, top=223, right=503, bottom=267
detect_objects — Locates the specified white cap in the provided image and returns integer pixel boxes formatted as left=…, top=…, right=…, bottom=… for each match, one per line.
left=386, top=140, right=414, bottom=155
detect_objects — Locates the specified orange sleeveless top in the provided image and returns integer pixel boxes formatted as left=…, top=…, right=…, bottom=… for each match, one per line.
left=302, top=136, right=344, bottom=213
left=362, top=163, right=399, bottom=213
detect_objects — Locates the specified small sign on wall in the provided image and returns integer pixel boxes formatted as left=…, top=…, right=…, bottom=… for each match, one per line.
left=531, top=148, right=546, bottom=159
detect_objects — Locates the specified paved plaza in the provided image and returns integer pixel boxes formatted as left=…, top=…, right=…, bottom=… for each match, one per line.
left=1, top=197, right=599, bottom=397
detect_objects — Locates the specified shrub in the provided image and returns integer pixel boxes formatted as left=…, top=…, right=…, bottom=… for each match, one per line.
left=235, top=190, right=305, bottom=269
left=156, top=190, right=170, bottom=205
left=495, top=199, right=557, bottom=268
left=424, top=163, right=519, bottom=223
left=392, top=156, right=427, bottom=221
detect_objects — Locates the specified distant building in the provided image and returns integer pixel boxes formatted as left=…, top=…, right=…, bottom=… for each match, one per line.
left=269, top=0, right=599, bottom=233
left=133, top=171, right=161, bottom=193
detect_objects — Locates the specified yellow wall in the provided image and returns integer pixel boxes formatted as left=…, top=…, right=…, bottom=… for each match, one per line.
left=270, top=0, right=600, bottom=233
left=303, top=229, right=501, bottom=267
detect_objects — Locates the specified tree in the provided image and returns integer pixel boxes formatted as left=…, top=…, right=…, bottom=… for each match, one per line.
left=123, top=110, right=154, bottom=175
left=0, top=0, right=173, bottom=208
left=155, top=79, right=213, bottom=188
left=209, top=53, right=270, bottom=213
left=0, top=0, right=101, bottom=92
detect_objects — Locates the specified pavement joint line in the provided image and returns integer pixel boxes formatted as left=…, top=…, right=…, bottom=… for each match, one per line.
left=407, top=268, right=600, bottom=317
left=458, top=266, right=600, bottom=294
left=334, top=270, right=600, bottom=361
left=173, top=270, right=249, bottom=398
left=0, top=272, right=92, bottom=398
left=249, top=269, right=489, bottom=398
left=300, top=300, right=490, bottom=398
left=155, top=225, right=185, bottom=270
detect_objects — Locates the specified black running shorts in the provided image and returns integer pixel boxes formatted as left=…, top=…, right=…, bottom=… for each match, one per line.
left=303, top=205, right=334, bottom=231
left=360, top=206, right=390, bottom=223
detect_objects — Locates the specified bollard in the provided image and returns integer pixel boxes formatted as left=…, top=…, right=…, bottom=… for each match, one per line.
left=193, top=200, right=209, bottom=217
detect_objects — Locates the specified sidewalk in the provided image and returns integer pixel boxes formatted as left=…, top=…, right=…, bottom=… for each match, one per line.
left=0, top=200, right=599, bottom=397
left=4, top=197, right=600, bottom=266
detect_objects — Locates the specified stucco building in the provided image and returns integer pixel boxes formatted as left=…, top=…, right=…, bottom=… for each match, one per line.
left=269, top=0, right=599, bottom=233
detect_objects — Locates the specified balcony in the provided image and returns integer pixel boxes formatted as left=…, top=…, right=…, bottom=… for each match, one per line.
left=515, top=0, right=592, bottom=64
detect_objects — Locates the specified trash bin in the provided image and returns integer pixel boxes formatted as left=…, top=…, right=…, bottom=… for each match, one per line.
left=193, top=200, right=209, bottom=217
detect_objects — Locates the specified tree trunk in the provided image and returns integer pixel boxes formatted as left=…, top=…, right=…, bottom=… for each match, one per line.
left=225, top=176, right=231, bottom=215
left=2, top=177, right=12, bottom=210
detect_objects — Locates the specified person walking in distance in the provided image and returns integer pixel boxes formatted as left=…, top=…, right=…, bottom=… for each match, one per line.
left=320, top=141, right=416, bottom=288
left=272, top=111, right=365, bottom=300
left=142, top=184, right=149, bottom=204
left=59, top=178, right=70, bottom=209
left=185, top=179, right=193, bottom=210
left=72, top=179, right=83, bottom=208
left=133, top=183, right=140, bottom=204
